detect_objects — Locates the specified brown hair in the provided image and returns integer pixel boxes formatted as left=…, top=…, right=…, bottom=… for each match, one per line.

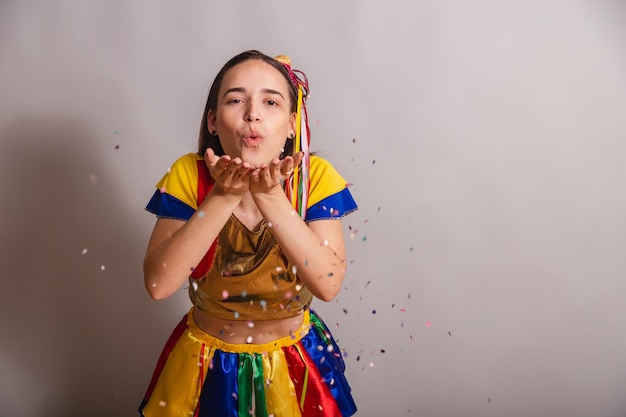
left=197, top=50, right=298, bottom=157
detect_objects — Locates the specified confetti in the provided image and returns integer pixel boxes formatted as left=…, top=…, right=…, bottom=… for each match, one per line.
left=425, top=321, right=431, bottom=328
left=115, top=144, right=120, bottom=150
left=191, top=281, right=198, bottom=291
left=372, top=309, right=376, bottom=314
left=100, top=265, right=106, bottom=271
left=159, top=401, right=166, bottom=407
left=362, top=236, right=367, bottom=242
left=89, top=174, right=98, bottom=185
left=197, top=210, right=205, bottom=218
left=160, top=186, right=167, bottom=193
left=81, top=248, right=88, bottom=255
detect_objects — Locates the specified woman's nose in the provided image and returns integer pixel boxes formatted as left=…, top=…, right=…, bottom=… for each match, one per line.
left=245, top=103, right=261, bottom=122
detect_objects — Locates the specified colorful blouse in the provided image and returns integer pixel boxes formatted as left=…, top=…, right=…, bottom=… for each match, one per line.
left=146, top=153, right=357, bottom=320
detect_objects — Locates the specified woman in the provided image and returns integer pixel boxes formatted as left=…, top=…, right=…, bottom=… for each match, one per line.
left=140, top=50, right=358, bottom=417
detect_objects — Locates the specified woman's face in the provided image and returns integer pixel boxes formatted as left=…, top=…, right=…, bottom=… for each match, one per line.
left=208, top=59, right=296, bottom=167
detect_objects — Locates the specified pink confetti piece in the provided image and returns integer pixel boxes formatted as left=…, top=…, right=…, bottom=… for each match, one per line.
left=425, top=321, right=431, bottom=328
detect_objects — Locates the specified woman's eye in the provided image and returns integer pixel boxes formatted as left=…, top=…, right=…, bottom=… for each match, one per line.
left=266, top=100, right=277, bottom=106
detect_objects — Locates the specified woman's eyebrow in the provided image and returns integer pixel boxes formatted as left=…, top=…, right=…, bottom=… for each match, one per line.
left=261, top=88, right=285, bottom=99
left=222, top=87, right=285, bottom=99
left=222, top=87, right=246, bottom=97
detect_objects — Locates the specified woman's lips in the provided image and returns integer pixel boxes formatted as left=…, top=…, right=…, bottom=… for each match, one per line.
left=242, top=136, right=262, bottom=146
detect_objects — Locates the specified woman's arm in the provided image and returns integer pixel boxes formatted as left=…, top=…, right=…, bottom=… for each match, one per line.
left=143, top=192, right=240, bottom=299
left=250, top=160, right=348, bottom=302
left=143, top=149, right=252, bottom=299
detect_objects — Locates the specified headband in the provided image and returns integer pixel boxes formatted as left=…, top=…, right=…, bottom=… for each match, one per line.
left=274, top=55, right=311, bottom=219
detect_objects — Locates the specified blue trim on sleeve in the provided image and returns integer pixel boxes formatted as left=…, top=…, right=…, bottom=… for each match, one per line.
left=305, top=188, right=358, bottom=222
left=145, top=190, right=195, bottom=221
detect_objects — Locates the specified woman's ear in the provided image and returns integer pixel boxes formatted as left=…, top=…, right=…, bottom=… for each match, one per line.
left=207, top=109, right=217, bottom=135
left=289, top=112, right=297, bottom=137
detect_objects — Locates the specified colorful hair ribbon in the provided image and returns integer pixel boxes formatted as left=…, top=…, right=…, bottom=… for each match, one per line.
left=275, top=55, right=311, bottom=219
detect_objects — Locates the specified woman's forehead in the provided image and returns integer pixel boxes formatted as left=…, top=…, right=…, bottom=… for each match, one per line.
left=220, top=59, right=290, bottom=93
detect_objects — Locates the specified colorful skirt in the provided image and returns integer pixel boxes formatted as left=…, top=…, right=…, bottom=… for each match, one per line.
left=139, top=308, right=357, bottom=417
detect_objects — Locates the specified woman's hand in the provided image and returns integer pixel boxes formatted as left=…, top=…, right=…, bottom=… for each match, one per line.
left=250, top=152, right=303, bottom=195
left=205, top=148, right=253, bottom=196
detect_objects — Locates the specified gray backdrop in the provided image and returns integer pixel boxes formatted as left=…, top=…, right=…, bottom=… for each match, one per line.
left=2, top=1, right=626, bottom=416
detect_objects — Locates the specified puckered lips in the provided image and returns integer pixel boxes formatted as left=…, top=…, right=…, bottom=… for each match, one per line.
left=241, top=129, right=263, bottom=147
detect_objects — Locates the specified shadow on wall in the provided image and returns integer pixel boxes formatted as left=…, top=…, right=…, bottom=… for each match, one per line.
left=0, top=118, right=177, bottom=417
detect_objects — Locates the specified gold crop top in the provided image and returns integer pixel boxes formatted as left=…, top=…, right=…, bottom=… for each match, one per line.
left=189, top=214, right=313, bottom=321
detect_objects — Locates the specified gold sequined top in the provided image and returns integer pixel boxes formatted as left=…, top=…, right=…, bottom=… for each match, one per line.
left=189, top=214, right=313, bottom=321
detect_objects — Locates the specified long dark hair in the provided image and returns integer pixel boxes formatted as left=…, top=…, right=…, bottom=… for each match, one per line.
left=197, top=50, right=298, bottom=157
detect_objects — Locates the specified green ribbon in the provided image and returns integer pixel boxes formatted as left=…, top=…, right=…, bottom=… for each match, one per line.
left=237, top=354, right=269, bottom=417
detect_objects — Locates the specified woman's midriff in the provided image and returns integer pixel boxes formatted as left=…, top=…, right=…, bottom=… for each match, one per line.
left=192, top=306, right=305, bottom=344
